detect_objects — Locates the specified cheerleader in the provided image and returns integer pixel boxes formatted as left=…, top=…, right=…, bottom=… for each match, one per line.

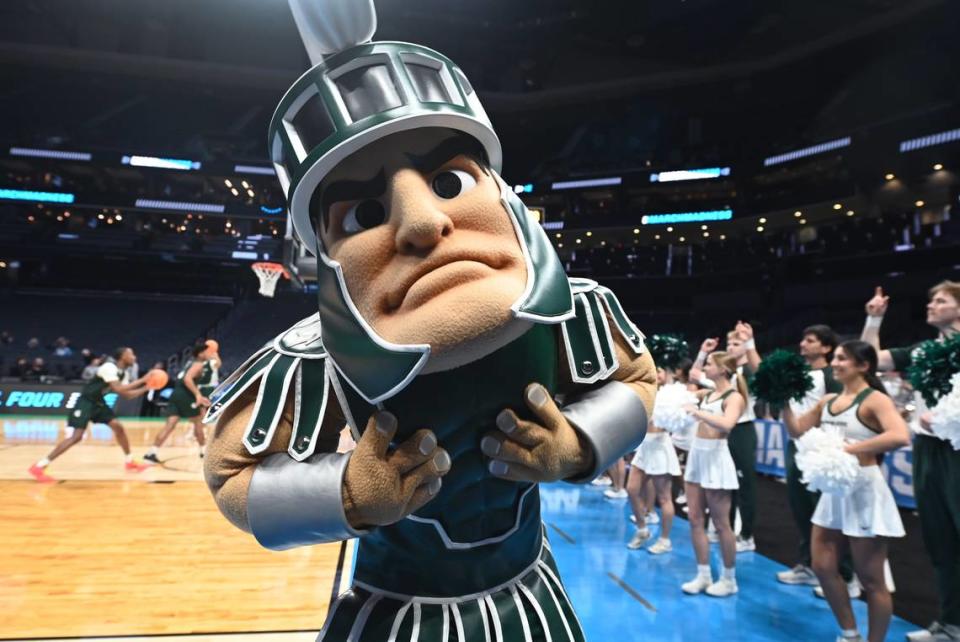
left=680, top=351, right=746, bottom=597
left=626, top=366, right=682, bottom=553
left=782, top=341, right=910, bottom=642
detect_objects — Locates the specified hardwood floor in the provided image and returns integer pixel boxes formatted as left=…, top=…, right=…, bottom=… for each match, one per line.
left=0, top=417, right=351, bottom=640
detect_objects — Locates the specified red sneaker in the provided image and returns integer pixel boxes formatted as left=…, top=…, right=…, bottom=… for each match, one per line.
left=28, top=464, right=56, bottom=483
left=124, top=460, right=151, bottom=473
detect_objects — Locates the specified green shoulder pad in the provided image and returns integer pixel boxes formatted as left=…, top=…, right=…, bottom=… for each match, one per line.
left=560, top=286, right=619, bottom=384
left=203, top=314, right=331, bottom=461
left=594, top=285, right=646, bottom=354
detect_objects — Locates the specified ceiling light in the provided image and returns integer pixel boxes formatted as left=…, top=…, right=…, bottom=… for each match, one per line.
left=933, top=163, right=943, bottom=171
left=576, top=238, right=581, bottom=244
left=701, top=224, right=708, bottom=230
left=846, top=210, right=855, bottom=216
left=799, top=218, right=807, bottom=224
left=756, top=226, right=764, bottom=232
left=915, top=200, right=925, bottom=207
left=224, top=179, right=233, bottom=188
left=759, top=217, right=767, bottom=224
left=633, top=228, right=640, bottom=234
left=720, top=234, right=726, bottom=240
left=794, top=210, right=802, bottom=217
left=586, top=231, right=593, bottom=237
left=703, top=231, right=709, bottom=237
left=884, top=173, right=895, bottom=181
left=833, top=203, right=842, bottom=210
left=555, top=233, right=561, bottom=238
left=679, top=236, right=685, bottom=242
left=654, top=234, right=660, bottom=240
left=666, top=226, right=673, bottom=232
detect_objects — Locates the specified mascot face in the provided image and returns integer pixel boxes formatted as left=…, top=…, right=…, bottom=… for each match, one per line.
left=315, top=128, right=529, bottom=362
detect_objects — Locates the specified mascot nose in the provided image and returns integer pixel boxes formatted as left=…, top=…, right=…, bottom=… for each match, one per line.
left=392, top=173, right=454, bottom=253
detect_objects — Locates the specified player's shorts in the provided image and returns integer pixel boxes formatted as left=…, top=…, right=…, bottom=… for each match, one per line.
left=166, top=387, right=201, bottom=418
left=67, top=399, right=116, bottom=429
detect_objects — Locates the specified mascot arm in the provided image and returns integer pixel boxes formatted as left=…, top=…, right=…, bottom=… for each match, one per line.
left=559, top=312, right=657, bottom=483
left=203, top=385, right=362, bottom=550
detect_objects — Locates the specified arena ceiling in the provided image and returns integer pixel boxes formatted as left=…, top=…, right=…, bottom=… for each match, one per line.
left=0, top=0, right=954, bottom=175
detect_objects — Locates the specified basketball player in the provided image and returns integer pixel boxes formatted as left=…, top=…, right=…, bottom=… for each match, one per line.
left=27, top=347, right=152, bottom=482
left=143, top=342, right=214, bottom=463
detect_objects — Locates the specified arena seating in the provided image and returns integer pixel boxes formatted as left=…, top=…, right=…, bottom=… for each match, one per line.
left=0, top=289, right=232, bottom=381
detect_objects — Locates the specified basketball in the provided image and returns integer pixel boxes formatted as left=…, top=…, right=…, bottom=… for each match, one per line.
left=144, top=369, right=169, bottom=390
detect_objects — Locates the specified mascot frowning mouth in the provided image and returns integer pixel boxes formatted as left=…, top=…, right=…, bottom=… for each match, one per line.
left=203, top=1, right=657, bottom=639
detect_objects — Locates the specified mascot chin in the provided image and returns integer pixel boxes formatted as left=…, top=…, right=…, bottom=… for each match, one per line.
left=203, top=1, right=657, bottom=639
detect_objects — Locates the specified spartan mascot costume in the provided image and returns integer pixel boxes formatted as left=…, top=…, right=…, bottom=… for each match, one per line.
left=204, top=1, right=657, bottom=639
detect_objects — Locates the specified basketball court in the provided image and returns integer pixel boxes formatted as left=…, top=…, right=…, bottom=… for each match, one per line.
left=0, top=416, right=919, bottom=641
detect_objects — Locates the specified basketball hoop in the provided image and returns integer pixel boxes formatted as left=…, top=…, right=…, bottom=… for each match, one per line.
left=251, top=262, right=289, bottom=298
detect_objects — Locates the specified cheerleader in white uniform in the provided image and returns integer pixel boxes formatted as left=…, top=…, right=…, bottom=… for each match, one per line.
left=627, top=366, right=682, bottom=553
left=782, top=340, right=910, bottom=642
left=680, top=351, right=746, bottom=597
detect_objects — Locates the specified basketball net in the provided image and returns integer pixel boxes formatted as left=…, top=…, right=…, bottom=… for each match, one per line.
left=251, top=262, right=289, bottom=298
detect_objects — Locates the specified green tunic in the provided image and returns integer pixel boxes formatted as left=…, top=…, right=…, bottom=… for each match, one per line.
left=204, top=279, right=648, bottom=641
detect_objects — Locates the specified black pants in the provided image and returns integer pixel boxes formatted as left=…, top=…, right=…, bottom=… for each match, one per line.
left=727, top=420, right=757, bottom=539
left=914, top=435, right=960, bottom=626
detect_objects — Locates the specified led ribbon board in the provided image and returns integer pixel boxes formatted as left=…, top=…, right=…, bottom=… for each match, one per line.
left=0, top=188, right=75, bottom=204
left=122, top=155, right=201, bottom=171
left=641, top=209, right=733, bottom=225
left=10, top=147, right=92, bottom=161
left=551, top=177, right=622, bottom=190
left=650, top=167, right=730, bottom=182
left=763, top=137, right=851, bottom=167
left=135, top=199, right=225, bottom=213
left=234, top=165, right=277, bottom=176
left=899, top=127, right=960, bottom=153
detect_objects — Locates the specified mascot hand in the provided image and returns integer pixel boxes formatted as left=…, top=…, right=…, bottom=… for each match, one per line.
left=482, top=383, right=593, bottom=483
left=342, top=411, right=450, bottom=529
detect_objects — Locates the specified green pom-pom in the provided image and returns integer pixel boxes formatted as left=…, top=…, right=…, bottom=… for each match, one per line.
left=750, top=349, right=814, bottom=405
left=648, top=334, right=690, bottom=370
left=906, top=333, right=960, bottom=407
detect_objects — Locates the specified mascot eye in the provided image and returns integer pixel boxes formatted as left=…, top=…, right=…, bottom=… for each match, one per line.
left=342, top=199, right=386, bottom=234
left=431, top=170, right=477, bottom=199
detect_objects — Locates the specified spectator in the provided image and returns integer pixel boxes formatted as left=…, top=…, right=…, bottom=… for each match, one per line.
left=9, top=356, right=29, bottom=378
left=52, top=336, right=73, bottom=357
left=0, top=330, right=13, bottom=345
left=24, top=357, right=48, bottom=381
left=26, top=337, right=40, bottom=350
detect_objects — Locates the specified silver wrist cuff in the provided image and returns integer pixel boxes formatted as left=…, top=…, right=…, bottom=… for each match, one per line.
left=248, top=451, right=367, bottom=550
left=561, top=380, right=648, bottom=483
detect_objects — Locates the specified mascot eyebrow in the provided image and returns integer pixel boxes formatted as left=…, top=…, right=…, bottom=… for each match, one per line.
left=315, top=134, right=490, bottom=233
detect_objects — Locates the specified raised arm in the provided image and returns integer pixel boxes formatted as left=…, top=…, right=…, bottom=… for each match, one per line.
left=689, top=337, right=719, bottom=383
left=860, top=286, right=895, bottom=371
left=737, top=321, right=762, bottom=372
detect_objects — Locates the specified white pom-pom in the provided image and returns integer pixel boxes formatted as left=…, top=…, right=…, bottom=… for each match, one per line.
left=931, top=372, right=960, bottom=450
left=652, top=383, right=698, bottom=434
left=795, top=429, right=861, bottom=496
left=289, top=0, right=377, bottom=64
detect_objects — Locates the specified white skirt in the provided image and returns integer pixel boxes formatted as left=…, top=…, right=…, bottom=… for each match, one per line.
left=631, top=432, right=681, bottom=476
left=812, top=465, right=905, bottom=538
left=683, top=437, right=739, bottom=490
